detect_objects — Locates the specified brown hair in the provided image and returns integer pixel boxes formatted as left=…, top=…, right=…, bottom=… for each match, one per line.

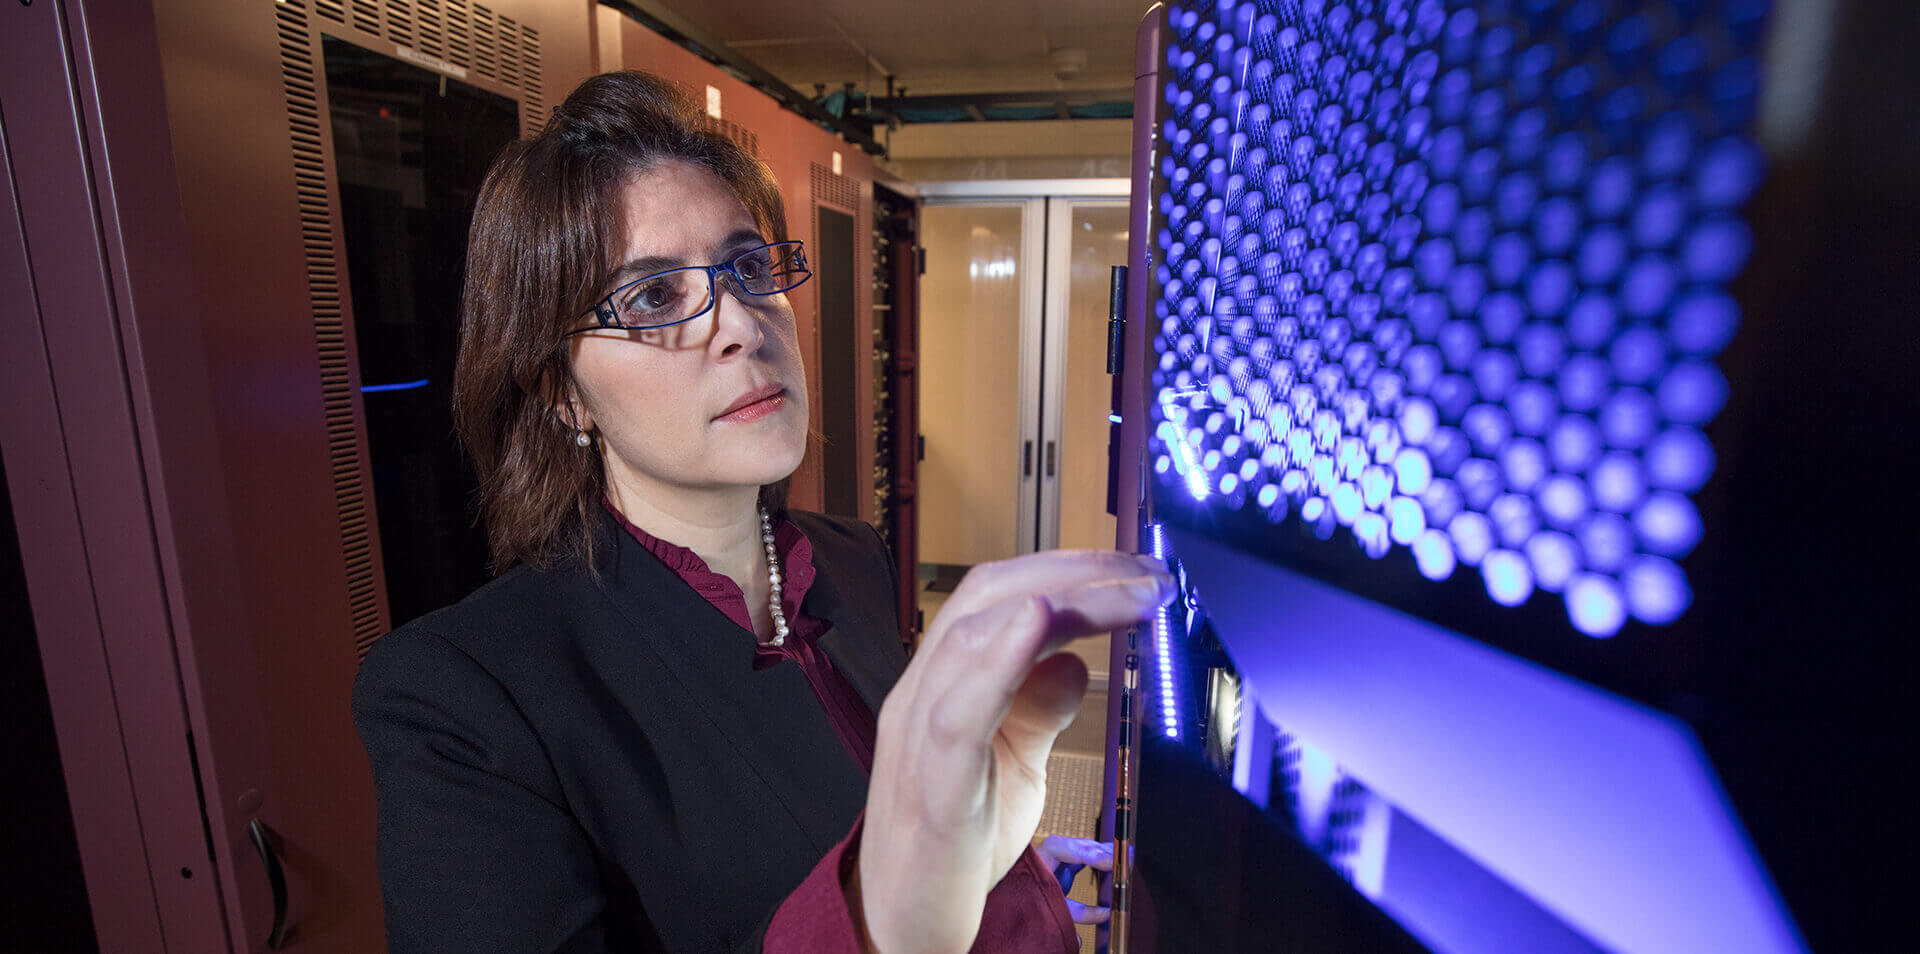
left=454, top=70, right=792, bottom=573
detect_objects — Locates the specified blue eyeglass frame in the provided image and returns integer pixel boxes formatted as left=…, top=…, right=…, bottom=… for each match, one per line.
left=569, top=240, right=812, bottom=336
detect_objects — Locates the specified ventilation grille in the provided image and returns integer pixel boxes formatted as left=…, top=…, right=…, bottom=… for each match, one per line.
left=809, top=161, right=869, bottom=324
left=810, top=161, right=859, bottom=211
left=311, top=0, right=545, bottom=136
left=807, top=164, right=872, bottom=317
left=808, top=160, right=872, bottom=519
left=275, top=0, right=388, bottom=659
left=702, top=117, right=760, bottom=157
left=279, top=0, right=544, bottom=660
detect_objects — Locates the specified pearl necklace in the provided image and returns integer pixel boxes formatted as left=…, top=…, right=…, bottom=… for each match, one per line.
left=760, top=507, right=789, bottom=646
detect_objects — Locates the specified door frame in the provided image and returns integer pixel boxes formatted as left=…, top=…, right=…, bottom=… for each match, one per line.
left=1038, top=196, right=1130, bottom=552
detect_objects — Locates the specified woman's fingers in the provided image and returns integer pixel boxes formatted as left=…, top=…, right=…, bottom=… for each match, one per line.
left=854, top=551, right=1170, bottom=954
left=998, top=653, right=1090, bottom=756
left=1065, top=899, right=1113, bottom=925
left=1038, top=835, right=1116, bottom=873
left=924, top=576, right=1172, bottom=757
left=927, top=550, right=1170, bottom=647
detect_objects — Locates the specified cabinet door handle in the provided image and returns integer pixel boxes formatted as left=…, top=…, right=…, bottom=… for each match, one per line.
left=247, top=818, right=290, bottom=950
left=1045, top=440, right=1057, bottom=478
left=1023, top=440, right=1034, bottom=477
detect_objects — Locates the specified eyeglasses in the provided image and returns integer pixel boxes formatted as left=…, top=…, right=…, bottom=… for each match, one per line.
left=569, top=240, right=812, bottom=335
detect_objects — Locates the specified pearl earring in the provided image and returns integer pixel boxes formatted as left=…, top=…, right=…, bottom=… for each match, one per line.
left=575, top=430, right=592, bottom=447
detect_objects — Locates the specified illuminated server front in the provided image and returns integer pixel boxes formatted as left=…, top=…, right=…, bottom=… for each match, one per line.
left=1119, top=2, right=1805, bottom=953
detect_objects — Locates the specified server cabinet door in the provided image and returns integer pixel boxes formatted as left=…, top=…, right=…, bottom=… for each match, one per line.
left=2, top=0, right=392, bottom=949
left=1, top=0, right=278, bottom=950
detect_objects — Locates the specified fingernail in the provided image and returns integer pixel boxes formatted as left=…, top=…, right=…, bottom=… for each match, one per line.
left=1129, top=576, right=1167, bottom=603
left=1151, top=570, right=1177, bottom=596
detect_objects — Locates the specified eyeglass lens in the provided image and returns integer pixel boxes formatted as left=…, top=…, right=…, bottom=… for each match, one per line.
left=610, top=243, right=808, bottom=328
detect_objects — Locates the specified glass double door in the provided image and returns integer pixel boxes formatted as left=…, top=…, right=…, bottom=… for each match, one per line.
left=917, top=196, right=1129, bottom=571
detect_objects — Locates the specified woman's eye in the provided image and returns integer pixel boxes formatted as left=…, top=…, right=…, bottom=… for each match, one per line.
left=623, top=279, right=680, bottom=317
left=736, top=256, right=765, bottom=281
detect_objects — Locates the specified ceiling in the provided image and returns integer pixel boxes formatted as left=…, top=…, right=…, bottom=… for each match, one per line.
left=635, top=0, right=1154, bottom=97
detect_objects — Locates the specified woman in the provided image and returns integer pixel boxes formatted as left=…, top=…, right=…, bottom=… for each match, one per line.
left=351, top=70, right=1173, bottom=953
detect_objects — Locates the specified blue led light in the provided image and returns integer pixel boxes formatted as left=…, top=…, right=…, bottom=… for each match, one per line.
left=1525, top=530, right=1578, bottom=593
left=1489, top=493, right=1539, bottom=549
left=1548, top=414, right=1603, bottom=473
left=1671, top=292, right=1741, bottom=355
left=1483, top=549, right=1535, bottom=607
left=1393, top=447, right=1433, bottom=495
left=1623, top=554, right=1691, bottom=625
left=1420, top=476, right=1464, bottom=528
left=1538, top=473, right=1592, bottom=529
left=1148, top=523, right=1182, bottom=739
left=1657, top=361, right=1729, bottom=425
left=1450, top=511, right=1495, bottom=566
left=1646, top=426, right=1714, bottom=493
left=361, top=378, right=431, bottom=393
left=1388, top=496, right=1426, bottom=545
left=1355, top=511, right=1392, bottom=559
left=1332, top=481, right=1365, bottom=525
left=1600, top=387, right=1659, bottom=450
left=1634, top=492, right=1704, bottom=558
left=1557, top=355, right=1611, bottom=413
left=1507, top=380, right=1559, bottom=437
left=1412, top=528, right=1457, bottom=581
left=1580, top=512, right=1636, bottom=574
left=1456, top=458, right=1503, bottom=511
left=1149, top=0, right=1762, bottom=637
left=1567, top=572, right=1628, bottom=637
left=1591, top=452, right=1648, bottom=513
left=1498, top=438, right=1549, bottom=493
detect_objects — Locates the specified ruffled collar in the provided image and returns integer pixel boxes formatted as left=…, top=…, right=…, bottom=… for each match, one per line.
left=601, top=498, right=818, bottom=635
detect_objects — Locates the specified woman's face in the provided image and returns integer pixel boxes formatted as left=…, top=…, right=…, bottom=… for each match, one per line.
left=568, top=159, right=809, bottom=505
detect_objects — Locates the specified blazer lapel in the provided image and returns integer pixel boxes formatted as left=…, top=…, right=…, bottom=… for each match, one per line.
left=590, top=513, right=868, bottom=853
left=803, top=554, right=906, bottom=719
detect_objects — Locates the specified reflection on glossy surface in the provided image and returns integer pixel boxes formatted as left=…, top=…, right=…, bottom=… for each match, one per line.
left=918, top=206, right=1026, bottom=566
left=324, top=37, right=518, bottom=626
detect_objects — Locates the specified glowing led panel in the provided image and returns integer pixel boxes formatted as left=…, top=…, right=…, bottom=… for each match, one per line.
left=1148, top=524, right=1184, bottom=739
left=1146, top=0, right=1766, bottom=637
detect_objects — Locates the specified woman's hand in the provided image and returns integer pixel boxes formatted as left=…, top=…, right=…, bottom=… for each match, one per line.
left=1035, top=835, right=1115, bottom=924
left=854, top=551, right=1173, bottom=954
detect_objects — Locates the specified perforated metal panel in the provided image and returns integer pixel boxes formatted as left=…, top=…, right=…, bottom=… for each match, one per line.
left=810, top=161, right=860, bottom=211
left=705, top=117, right=760, bottom=157
left=308, top=0, right=544, bottom=133
left=809, top=162, right=868, bottom=321
left=1147, top=0, right=1769, bottom=638
left=272, top=0, right=386, bottom=658
left=808, top=161, right=874, bottom=496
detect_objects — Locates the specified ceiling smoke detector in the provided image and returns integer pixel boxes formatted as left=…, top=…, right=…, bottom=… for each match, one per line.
left=1050, top=46, right=1088, bottom=82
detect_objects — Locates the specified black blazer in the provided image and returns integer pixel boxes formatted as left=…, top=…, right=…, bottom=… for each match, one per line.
left=352, top=510, right=909, bottom=953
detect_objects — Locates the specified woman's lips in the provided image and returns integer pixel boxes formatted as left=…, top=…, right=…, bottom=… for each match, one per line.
left=715, top=388, right=786, bottom=423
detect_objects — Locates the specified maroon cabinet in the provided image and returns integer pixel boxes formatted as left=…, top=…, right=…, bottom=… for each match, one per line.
left=1, top=0, right=592, bottom=950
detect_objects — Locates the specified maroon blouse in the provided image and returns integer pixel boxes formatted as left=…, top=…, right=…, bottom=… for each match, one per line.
left=606, top=506, right=1079, bottom=953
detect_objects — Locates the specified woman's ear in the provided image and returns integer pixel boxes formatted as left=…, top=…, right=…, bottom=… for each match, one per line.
left=536, top=364, right=595, bottom=435
left=562, top=397, right=595, bottom=435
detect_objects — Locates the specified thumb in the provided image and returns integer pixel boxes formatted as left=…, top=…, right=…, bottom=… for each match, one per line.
left=998, top=653, right=1090, bottom=752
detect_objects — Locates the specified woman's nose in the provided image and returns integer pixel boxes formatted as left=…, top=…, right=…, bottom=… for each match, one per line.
left=709, top=275, right=764, bottom=358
